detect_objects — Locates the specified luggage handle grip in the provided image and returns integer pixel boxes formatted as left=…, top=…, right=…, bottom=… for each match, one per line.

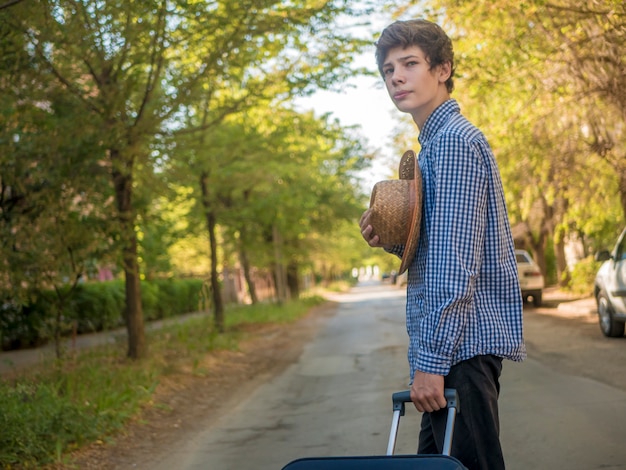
left=392, top=388, right=460, bottom=415
left=387, top=388, right=459, bottom=456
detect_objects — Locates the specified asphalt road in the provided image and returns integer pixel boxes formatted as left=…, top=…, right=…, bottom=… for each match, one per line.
left=146, top=282, right=626, bottom=470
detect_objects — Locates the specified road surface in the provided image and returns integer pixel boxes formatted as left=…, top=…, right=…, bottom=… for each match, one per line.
left=147, top=282, right=626, bottom=470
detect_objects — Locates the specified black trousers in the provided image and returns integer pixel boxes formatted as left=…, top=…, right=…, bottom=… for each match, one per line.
left=418, top=355, right=504, bottom=470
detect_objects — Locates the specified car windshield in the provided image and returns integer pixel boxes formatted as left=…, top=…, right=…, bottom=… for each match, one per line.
left=516, top=253, right=531, bottom=263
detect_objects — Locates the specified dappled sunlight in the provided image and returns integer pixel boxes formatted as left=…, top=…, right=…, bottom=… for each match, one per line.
left=323, top=281, right=407, bottom=303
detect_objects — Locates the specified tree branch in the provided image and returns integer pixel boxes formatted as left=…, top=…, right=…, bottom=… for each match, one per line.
left=0, top=0, right=24, bottom=11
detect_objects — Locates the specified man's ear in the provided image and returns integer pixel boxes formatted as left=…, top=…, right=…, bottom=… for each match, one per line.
left=438, top=62, right=452, bottom=83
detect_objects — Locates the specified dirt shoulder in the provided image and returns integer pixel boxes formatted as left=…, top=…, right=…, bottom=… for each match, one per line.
left=62, top=302, right=337, bottom=470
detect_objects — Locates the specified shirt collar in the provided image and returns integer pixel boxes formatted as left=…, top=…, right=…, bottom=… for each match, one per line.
left=418, top=99, right=460, bottom=145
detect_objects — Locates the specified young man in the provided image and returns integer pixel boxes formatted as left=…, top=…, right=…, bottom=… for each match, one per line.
left=359, top=19, right=526, bottom=469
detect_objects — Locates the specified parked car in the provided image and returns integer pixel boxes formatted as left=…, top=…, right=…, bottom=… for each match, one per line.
left=594, top=228, right=626, bottom=337
left=515, top=249, right=544, bottom=307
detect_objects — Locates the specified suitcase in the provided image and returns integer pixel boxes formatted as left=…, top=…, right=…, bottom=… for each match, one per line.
left=282, top=388, right=467, bottom=469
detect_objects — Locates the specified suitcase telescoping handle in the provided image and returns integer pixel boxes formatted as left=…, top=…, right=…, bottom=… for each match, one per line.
left=386, top=388, right=460, bottom=456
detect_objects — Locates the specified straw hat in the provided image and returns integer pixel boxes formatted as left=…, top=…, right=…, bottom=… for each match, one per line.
left=368, top=150, right=422, bottom=274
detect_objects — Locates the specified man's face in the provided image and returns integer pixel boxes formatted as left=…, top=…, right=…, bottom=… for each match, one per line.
left=381, top=45, right=449, bottom=126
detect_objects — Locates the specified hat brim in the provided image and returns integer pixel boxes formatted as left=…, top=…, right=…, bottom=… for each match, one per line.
left=398, top=162, right=422, bottom=275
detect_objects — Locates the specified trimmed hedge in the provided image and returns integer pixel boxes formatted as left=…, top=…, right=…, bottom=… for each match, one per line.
left=1, top=278, right=205, bottom=351
left=72, top=280, right=127, bottom=333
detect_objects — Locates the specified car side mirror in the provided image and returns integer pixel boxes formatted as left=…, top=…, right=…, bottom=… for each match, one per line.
left=595, top=250, right=612, bottom=262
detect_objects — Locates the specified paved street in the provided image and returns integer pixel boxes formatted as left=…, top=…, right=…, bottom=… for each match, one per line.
left=142, top=282, right=626, bottom=470
left=3, top=282, right=625, bottom=470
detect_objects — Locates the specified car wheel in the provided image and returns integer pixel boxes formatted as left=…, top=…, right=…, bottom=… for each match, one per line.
left=532, top=292, right=542, bottom=308
left=597, top=291, right=625, bottom=338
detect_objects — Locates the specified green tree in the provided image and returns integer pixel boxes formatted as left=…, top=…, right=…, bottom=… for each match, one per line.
left=0, top=13, right=117, bottom=354
left=536, top=1, right=626, bottom=221
left=251, top=108, right=368, bottom=299
left=166, top=104, right=367, bottom=329
left=393, top=0, right=624, bottom=282
left=4, top=0, right=371, bottom=356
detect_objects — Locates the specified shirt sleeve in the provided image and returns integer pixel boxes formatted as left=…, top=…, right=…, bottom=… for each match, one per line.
left=385, top=245, right=404, bottom=258
left=414, top=132, right=489, bottom=376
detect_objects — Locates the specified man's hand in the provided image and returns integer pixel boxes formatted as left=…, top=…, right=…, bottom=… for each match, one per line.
left=359, top=208, right=387, bottom=248
left=410, top=371, right=446, bottom=413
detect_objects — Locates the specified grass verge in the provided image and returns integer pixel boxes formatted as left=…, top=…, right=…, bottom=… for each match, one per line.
left=0, top=295, right=326, bottom=468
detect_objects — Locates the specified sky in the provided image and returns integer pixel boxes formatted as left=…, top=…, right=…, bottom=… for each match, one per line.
left=294, top=11, right=410, bottom=192
left=297, top=73, right=401, bottom=189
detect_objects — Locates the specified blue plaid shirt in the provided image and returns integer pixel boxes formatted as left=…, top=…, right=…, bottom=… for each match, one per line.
left=390, top=100, right=526, bottom=378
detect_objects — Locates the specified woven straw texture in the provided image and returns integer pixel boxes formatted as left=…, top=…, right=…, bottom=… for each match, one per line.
left=368, top=150, right=422, bottom=274
left=369, top=180, right=414, bottom=246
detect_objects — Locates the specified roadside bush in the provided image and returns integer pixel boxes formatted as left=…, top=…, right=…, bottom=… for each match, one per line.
left=70, top=281, right=126, bottom=333
left=141, top=281, right=161, bottom=322
left=0, top=381, right=99, bottom=466
left=0, top=303, right=47, bottom=351
left=0, top=295, right=324, bottom=467
left=0, top=359, right=157, bottom=467
left=181, top=279, right=204, bottom=312
left=142, top=279, right=204, bottom=321
left=568, top=256, right=601, bottom=296
left=0, top=278, right=205, bottom=351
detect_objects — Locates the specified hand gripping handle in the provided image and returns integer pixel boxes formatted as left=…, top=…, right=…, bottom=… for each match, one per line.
left=386, top=388, right=460, bottom=456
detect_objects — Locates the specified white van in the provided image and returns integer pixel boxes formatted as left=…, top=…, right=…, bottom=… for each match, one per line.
left=515, top=249, right=544, bottom=307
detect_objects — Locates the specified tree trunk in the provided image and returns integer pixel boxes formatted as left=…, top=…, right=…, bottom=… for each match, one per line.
left=239, top=245, right=259, bottom=304
left=238, top=191, right=258, bottom=304
left=554, top=231, right=570, bottom=288
left=54, top=305, right=63, bottom=360
left=123, top=234, right=146, bottom=358
left=619, top=163, right=626, bottom=224
left=200, top=172, right=225, bottom=332
left=272, top=225, right=288, bottom=304
left=524, top=222, right=549, bottom=281
left=111, top=148, right=146, bottom=359
left=533, top=244, right=548, bottom=282
left=287, top=261, right=299, bottom=300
